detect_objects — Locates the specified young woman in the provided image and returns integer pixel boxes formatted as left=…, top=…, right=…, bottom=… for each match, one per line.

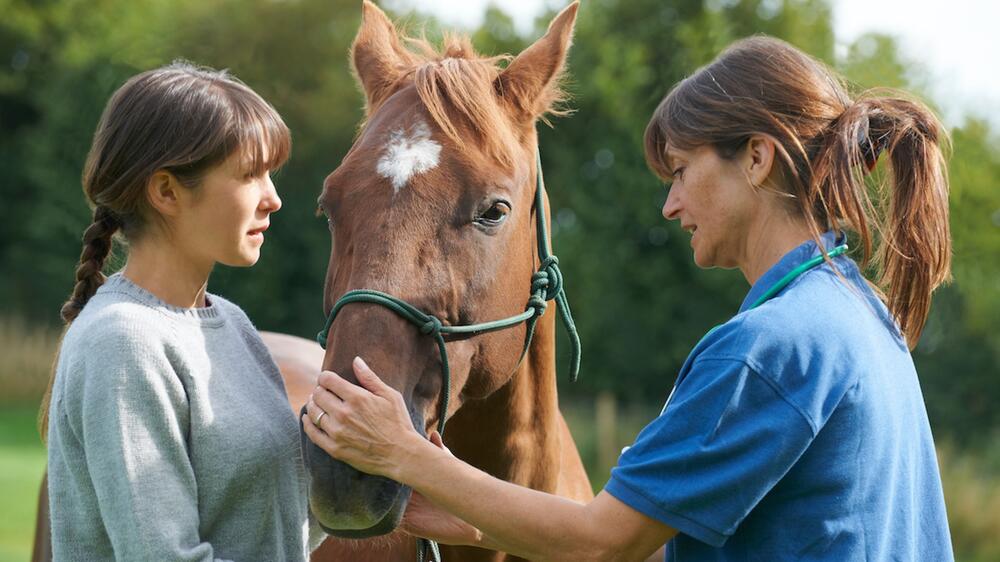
left=44, top=62, right=323, bottom=560
left=301, top=36, right=955, bottom=561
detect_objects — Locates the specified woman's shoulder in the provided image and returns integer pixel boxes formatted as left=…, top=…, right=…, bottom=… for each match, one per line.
left=732, top=260, right=894, bottom=341
left=54, top=298, right=184, bottom=406
left=698, top=260, right=906, bottom=390
left=68, top=289, right=174, bottom=345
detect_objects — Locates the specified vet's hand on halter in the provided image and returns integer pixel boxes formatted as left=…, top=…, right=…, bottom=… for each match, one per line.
left=303, top=356, right=429, bottom=480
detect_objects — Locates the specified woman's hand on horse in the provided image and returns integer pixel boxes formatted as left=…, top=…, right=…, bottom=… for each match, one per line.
left=302, top=356, right=425, bottom=480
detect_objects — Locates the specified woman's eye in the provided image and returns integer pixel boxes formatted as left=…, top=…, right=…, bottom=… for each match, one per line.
left=671, top=167, right=685, bottom=180
left=477, top=201, right=511, bottom=226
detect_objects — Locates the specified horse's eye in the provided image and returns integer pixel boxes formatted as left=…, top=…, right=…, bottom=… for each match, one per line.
left=477, top=200, right=511, bottom=226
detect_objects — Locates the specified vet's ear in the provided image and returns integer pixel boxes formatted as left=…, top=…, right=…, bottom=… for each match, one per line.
left=746, top=134, right=779, bottom=189
left=351, top=1, right=415, bottom=115
left=496, top=1, right=578, bottom=122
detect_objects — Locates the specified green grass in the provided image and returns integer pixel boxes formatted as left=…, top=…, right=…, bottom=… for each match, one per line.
left=0, top=316, right=55, bottom=560
left=0, top=405, right=47, bottom=562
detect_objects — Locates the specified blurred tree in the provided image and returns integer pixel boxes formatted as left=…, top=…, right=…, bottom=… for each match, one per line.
left=1, top=0, right=996, bottom=446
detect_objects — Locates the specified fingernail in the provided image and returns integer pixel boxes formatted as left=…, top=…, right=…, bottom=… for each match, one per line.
left=354, top=356, right=366, bottom=368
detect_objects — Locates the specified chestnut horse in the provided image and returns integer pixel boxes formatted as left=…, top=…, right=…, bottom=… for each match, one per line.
left=298, top=2, right=591, bottom=560
left=31, top=3, right=591, bottom=561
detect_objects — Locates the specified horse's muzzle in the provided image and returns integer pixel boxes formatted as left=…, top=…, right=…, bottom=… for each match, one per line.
left=299, top=406, right=418, bottom=537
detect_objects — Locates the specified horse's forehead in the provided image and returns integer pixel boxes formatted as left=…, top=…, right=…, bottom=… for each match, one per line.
left=374, top=119, right=441, bottom=193
left=353, top=91, right=445, bottom=195
left=329, top=87, right=526, bottom=204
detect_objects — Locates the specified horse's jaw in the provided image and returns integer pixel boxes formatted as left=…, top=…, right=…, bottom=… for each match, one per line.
left=300, top=411, right=412, bottom=537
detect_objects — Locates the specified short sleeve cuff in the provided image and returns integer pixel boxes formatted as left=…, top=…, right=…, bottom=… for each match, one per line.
left=605, top=477, right=728, bottom=548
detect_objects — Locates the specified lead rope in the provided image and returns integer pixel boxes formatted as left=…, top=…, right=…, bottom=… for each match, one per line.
left=316, top=150, right=581, bottom=562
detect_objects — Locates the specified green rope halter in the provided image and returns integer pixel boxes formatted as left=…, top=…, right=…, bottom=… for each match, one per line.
left=314, top=151, right=581, bottom=562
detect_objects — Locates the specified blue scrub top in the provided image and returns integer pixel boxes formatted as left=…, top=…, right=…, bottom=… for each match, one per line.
left=605, top=231, right=953, bottom=561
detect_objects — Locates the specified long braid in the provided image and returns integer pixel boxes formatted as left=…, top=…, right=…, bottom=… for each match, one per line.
left=60, top=206, right=121, bottom=324
left=42, top=206, right=121, bottom=438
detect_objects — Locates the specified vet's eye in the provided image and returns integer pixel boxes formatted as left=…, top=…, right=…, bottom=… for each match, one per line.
left=671, top=166, right=685, bottom=180
left=476, top=200, right=511, bottom=227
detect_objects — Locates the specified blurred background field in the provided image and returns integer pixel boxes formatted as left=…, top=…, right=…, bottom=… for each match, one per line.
left=2, top=0, right=997, bottom=560
left=3, top=318, right=999, bottom=560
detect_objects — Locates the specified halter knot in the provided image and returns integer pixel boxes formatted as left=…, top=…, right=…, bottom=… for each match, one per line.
left=420, top=316, right=443, bottom=335
left=527, top=294, right=548, bottom=315
left=534, top=256, right=563, bottom=300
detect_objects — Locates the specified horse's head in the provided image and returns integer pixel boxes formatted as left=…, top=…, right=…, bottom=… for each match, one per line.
left=306, top=0, right=578, bottom=538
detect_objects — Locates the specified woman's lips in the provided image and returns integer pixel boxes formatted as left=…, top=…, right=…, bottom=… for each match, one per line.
left=248, top=224, right=269, bottom=242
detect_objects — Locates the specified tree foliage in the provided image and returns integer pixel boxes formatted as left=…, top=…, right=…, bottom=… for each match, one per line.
left=1, top=0, right=996, bottom=446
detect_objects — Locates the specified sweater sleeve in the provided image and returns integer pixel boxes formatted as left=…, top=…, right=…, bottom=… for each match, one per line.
left=71, top=330, right=228, bottom=561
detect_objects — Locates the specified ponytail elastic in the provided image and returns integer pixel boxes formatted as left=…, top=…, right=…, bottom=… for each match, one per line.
left=857, top=112, right=890, bottom=172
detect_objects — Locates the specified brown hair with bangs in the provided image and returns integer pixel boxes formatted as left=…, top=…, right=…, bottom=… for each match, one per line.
left=644, top=36, right=950, bottom=348
left=63, top=60, right=290, bottom=324
left=41, top=61, right=289, bottom=436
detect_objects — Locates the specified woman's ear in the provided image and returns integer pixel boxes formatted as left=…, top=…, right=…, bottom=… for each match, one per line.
left=745, top=134, right=777, bottom=188
left=146, top=170, right=184, bottom=218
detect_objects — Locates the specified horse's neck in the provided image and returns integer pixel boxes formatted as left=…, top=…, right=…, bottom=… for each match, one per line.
left=445, top=311, right=563, bottom=491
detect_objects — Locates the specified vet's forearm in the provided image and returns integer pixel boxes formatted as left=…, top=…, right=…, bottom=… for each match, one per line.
left=394, top=436, right=613, bottom=562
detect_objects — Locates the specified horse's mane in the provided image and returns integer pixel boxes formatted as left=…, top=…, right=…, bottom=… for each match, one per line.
left=376, top=32, right=568, bottom=168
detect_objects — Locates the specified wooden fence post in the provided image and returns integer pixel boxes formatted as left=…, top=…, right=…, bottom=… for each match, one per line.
left=596, top=390, right=618, bottom=477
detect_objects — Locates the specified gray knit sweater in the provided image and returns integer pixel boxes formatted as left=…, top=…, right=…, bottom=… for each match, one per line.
left=47, top=273, right=324, bottom=561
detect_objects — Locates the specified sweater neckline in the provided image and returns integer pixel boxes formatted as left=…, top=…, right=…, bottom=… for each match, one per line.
left=98, top=272, right=225, bottom=325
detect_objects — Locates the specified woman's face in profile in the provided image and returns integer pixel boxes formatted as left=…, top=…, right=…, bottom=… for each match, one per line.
left=660, top=144, right=759, bottom=270
left=173, top=144, right=283, bottom=269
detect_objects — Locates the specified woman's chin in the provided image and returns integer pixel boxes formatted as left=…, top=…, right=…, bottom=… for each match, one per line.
left=691, top=245, right=709, bottom=268
left=222, top=250, right=261, bottom=268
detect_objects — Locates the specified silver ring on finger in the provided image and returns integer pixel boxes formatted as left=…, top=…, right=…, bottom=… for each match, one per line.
left=314, top=409, right=327, bottom=426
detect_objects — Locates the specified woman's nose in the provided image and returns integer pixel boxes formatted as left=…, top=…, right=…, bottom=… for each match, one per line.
left=262, top=176, right=282, bottom=213
left=661, top=187, right=681, bottom=221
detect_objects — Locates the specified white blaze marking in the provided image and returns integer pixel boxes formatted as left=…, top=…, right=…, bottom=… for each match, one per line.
left=376, top=121, right=442, bottom=193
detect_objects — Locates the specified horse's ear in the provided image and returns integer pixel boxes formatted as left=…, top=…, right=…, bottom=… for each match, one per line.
left=351, top=1, right=414, bottom=115
left=496, top=1, right=579, bottom=123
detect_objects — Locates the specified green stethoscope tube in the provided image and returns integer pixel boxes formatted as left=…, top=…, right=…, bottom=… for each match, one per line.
left=659, top=243, right=849, bottom=415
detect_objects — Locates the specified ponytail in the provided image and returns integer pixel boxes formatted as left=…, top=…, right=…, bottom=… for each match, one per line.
left=811, top=93, right=951, bottom=346
left=60, top=206, right=121, bottom=324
